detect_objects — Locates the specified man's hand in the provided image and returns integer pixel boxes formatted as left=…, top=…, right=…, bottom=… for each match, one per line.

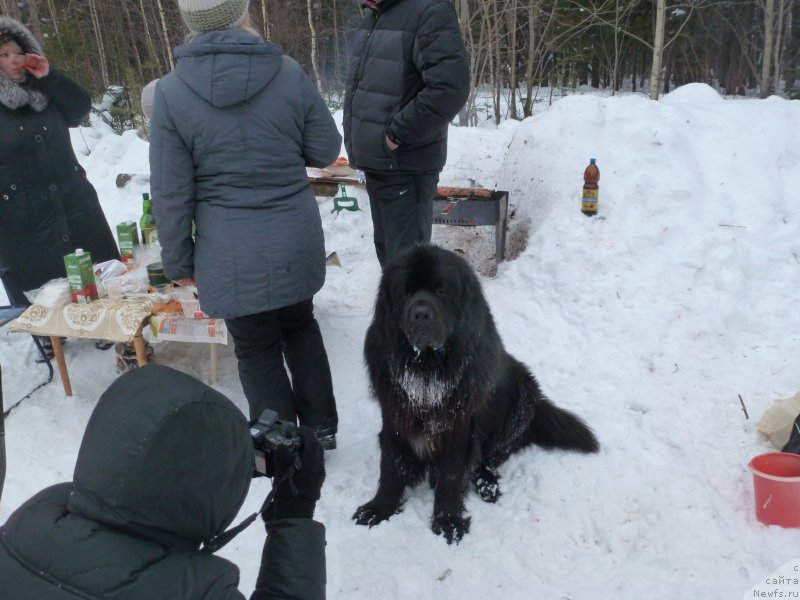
left=23, top=53, right=49, bottom=78
left=172, top=277, right=196, bottom=288
left=385, top=134, right=399, bottom=152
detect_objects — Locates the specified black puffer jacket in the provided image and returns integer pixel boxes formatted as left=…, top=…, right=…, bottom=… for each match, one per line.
left=0, top=365, right=326, bottom=599
left=0, top=17, right=119, bottom=304
left=343, top=0, right=469, bottom=174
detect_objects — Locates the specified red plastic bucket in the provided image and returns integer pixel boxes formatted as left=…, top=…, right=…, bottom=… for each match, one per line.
left=749, top=452, right=800, bottom=528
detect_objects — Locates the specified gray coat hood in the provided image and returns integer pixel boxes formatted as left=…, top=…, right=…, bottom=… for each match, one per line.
left=0, top=16, right=43, bottom=55
left=67, top=365, right=253, bottom=550
left=173, top=29, right=282, bottom=108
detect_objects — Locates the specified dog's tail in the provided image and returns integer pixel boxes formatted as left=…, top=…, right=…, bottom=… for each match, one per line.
left=528, top=396, right=600, bottom=453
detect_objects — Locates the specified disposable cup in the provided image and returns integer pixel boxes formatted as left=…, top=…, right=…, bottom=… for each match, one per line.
left=105, top=278, right=124, bottom=300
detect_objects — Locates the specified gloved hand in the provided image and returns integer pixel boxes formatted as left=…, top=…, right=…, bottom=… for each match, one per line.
left=262, top=425, right=325, bottom=521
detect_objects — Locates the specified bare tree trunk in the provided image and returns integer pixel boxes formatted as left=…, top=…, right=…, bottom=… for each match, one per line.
left=772, top=0, right=787, bottom=89
left=307, top=0, right=322, bottom=89
left=506, top=0, right=518, bottom=120
left=649, top=0, right=666, bottom=100
left=523, top=1, right=537, bottom=117
left=26, top=0, right=43, bottom=44
left=333, top=0, right=340, bottom=82
left=88, top=0, right=109, bottom=88
left=612, top=0, right=621, bottom=94
left=261, top=0, right=272, bottom=39
left=46, top=0, right=60, bottom=39
left=761, top=0, right=776, bottom=96
left=155, top=0, right=175, bottom=71
left=123, top=0, right=144, bottom=80
left=138, top=0, right=160, bottom=72
left=2, top=0, right=21, bottom=20
left=492, top=0, right=501, bottom=124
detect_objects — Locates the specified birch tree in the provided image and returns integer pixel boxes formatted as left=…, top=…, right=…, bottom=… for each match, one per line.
left=88, top=0, right=109, bottom=89
left=649, top=0, right=666, bottom=99
left=307, top=0, right=322, bottom=89
left=155, top=0, right=175, bottom=71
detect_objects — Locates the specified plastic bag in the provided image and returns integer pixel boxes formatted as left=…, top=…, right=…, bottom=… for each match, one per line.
left=93, top=259, right=127, bottom=281
left=24, top=278, right=71, bottom=308
left=757, top=391, right=800, bottom=450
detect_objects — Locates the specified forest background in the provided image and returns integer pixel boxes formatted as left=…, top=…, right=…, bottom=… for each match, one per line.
left=2, top=0, right=798, bottom=134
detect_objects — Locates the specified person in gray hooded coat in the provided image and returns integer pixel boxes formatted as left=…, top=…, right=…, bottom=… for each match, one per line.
left=0, top=364, right=328, bottom=599
left=150, top=0, right=340, bottom=445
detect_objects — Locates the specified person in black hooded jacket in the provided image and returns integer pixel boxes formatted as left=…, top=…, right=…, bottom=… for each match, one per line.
left=343, top=0, right=470, bottom=267
left=0, top=365, right=327, bottom=600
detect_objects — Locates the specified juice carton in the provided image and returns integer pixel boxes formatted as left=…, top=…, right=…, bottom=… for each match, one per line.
left=116, top=221, right=139, bottom=264
left=63, top=249, right=98, bottom=304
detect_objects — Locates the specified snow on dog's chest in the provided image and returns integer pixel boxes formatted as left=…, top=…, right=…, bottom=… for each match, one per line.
left=394, top=365, right=457, bottom=409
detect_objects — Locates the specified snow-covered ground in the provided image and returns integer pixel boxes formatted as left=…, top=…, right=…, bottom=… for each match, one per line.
left=1, top=84, right=799, bottom=599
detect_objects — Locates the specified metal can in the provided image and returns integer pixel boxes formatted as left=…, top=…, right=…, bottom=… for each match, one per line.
left=146, top=262, right=167, bottom=287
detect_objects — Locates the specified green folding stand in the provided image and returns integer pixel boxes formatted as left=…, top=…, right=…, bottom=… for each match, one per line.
left=331, top=183, right=361, bottom=214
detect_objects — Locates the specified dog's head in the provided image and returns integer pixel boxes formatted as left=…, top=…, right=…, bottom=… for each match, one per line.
left=374, top=245, right=488, bottom=354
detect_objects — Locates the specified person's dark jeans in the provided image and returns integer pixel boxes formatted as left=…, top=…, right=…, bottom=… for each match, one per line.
left=225, top=299, right=338, bottom=435
left=364, top=171, right=439, bottom=267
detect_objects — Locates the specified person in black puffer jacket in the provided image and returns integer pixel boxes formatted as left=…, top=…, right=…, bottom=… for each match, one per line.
left=343, top=0, right=470, bottom=267
left=0, top=365, right=327, bottom=600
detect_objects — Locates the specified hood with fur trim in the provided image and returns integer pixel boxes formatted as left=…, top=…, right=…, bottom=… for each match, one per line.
left=0, top=17, right=47, bottom=111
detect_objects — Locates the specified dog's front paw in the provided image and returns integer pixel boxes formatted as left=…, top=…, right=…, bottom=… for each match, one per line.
left=431, top=512, right=471, bottom=544
left=353, top=500, right=400, bottom=527
left=473, top=466, right=501, bottom=503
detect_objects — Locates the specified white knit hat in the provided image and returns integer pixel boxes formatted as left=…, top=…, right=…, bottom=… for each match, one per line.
left=177, top=0, right=250, bottom=33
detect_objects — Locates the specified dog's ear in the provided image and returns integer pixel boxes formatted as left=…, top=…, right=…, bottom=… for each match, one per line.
left=373, top=266, right=403, bottom=342
left=450, top=254, right=494, bottom=335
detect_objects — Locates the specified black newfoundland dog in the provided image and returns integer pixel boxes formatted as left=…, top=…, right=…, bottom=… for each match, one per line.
left=354, top=245, right=599, bottom=544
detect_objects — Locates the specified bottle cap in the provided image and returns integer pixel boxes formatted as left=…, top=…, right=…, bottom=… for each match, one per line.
left=75, top=248, right=84, bottom=255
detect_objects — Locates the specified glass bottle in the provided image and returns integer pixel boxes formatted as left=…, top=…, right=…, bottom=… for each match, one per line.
left=140, top=192, right=158, bottom=245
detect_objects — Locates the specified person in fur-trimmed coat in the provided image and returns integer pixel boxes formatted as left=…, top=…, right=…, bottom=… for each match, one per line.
left=0, top=16, right=119, bottom=306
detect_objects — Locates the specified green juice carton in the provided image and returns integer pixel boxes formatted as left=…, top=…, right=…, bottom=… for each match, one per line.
left=63, top=248, right=98, bottom=304
left=116, top=221, right=139, bottom=265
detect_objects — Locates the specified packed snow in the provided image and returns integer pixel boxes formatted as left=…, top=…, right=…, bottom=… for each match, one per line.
left=1, top=84, right=799, bottom=599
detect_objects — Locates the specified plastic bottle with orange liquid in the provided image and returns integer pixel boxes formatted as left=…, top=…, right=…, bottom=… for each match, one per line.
left=581, top=158, right=600, bottom=217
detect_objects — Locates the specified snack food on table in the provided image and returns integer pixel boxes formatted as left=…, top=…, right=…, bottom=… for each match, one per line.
left=151, top=299, right=183, bottom=315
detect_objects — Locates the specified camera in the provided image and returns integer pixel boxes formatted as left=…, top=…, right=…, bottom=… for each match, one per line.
left=250, top=408, right=302, bottom=477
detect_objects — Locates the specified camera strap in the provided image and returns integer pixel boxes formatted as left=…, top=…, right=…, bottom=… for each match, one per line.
left=201, top=465, right=297, bottom=554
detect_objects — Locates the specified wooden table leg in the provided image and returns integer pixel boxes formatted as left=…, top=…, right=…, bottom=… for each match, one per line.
left=50, top=336, right=72, bottom=397
left=209, top=343, right=219, bottom=385
left=133, top=334, right=148, bottom=367
left=133, top=317, right=150, bottom=367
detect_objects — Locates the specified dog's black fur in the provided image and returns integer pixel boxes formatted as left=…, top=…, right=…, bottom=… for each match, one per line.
left=354, top=245, right=599, bottom=543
